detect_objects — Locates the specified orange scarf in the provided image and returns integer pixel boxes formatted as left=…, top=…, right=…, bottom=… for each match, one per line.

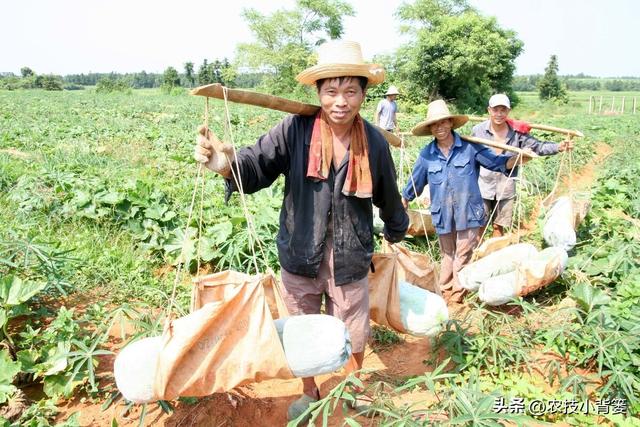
left=306, top=111, right=373, bottom=198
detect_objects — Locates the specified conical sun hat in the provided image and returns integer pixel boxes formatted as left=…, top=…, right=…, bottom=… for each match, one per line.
left=385, top=85, right=400, bottom=96
left=296, top=40, right=385, bottom=86
left=411, top=100, right=469, bottom=136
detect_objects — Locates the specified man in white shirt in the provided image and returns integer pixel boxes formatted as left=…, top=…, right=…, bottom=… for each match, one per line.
left=375, top=85, right=399, bottom=132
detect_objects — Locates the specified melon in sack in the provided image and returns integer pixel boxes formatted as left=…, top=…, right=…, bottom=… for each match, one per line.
left=478, top=247, right=569, bottom=306
left=399, top=281, right=448, bottom=337
left=458, top=243, right=538, bottom=291
left=368, top=243, right=439, bottom=336
left=114, top=336, right=163, bottom=403
left=274, top=314, right=351, bottom=378
left=154, top=275, right=295, bottom=401
left=543, top=197, right=576, bottom=251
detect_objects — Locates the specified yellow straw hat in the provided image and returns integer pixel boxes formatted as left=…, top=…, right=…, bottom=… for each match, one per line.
left=411, top=100, right=469, bottom=136
left=296, top=40, right=385, bottom=86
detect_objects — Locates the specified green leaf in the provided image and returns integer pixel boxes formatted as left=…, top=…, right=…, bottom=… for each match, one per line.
left=144, top=204, right=168, bottom=220
left=0, top=275, right=47, bottom=306
left=0, top=349, right=21, bottom=404
left=571, top=283, right=611, bottom=313
left=95, top=190, right=124, bottom=205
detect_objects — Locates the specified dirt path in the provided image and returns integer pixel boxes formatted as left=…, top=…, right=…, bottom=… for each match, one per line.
left=522, top=141, right=613, bottom=232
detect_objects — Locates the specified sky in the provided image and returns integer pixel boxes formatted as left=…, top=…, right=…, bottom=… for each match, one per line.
left=2, top=0, right=638, bottom=77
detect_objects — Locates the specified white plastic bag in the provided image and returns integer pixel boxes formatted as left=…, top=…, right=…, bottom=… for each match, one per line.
left=543, top=197, right=576, bottom=251
left=478, top=272, right=518, bottom=306
left=275, top=314, right=351, bottom=378
left=478, top=247, right=569, bottom=306
left=114, top=336, right=162, bottom=403
left=458, top=243, right=537, bottom=291
left=399, top=281, right=449, bottom=337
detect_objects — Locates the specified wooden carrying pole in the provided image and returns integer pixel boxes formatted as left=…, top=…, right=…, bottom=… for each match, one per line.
left=459, top=135, right=539, bottom=159
left=190, top=83, right=403, bottom=147
left=467, top=115, right=584, bottom=137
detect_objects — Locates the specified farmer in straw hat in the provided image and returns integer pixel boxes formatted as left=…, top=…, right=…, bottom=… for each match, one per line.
left=401, top=100, right=532, bottom=303
left=194, top=40, right=408, bottom=420
left=375, top=85, right=400, bottom=132
left=473, top=94, right=574, bottom=238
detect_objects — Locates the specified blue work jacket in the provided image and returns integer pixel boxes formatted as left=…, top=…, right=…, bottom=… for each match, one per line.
left=402, top=132, right=513, bottom=235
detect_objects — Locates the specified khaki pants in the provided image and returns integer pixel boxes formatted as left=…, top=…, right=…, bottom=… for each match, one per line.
left=437, top=227, right=481, bottom=301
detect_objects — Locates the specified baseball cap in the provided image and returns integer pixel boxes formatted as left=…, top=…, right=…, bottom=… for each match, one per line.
left=488, top=94, right=511, bottom=109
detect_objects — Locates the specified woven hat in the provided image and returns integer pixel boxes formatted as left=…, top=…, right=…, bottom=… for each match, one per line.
left=385, top=85, right=400, bottom=96
left=411, top=100, right=469, bottom=136
left=489, top=94, right=511, bottom=109
left=296, top=40, right=385, bottom=86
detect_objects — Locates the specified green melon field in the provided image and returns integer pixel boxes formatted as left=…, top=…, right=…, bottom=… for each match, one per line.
left=1, top=88, right=638, bottom=426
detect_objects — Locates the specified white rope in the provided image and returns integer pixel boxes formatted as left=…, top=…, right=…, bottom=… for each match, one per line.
left=220, top=87, right=271, bottom=275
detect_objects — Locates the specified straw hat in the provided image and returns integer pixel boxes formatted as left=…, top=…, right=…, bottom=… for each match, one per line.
left=296, top=40, right=385, bottom=86
left=385, top=85, right=400, bottom=96
left=411, top=100, right=469, bottom=136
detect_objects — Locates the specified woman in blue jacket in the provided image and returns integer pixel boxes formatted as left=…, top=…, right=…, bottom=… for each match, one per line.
left=402, top=100, right=531, bottom=303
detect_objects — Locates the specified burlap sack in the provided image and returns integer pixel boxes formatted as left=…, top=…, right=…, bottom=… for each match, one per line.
left=153, top=272, right=293, bottom=400
left=406, top=209, right=436, bottom=236
left=516, top=248, right=568, bottom=296
left=368, top=242, right=438, bottom=333
left=471, top=233, right=519, bottom=261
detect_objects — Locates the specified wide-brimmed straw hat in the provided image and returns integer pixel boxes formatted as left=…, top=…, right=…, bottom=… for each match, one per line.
left=296, top=40, right=385, bottom=86
left=411, top=100, right=469, bottom=136
left=385, top=85, right=400, bottom=96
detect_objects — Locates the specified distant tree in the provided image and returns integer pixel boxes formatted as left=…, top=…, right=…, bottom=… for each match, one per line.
left=237, top=0, right=355, bottom=94
left=162, top=66, right=180, bottom=87
left=184, top=62, right=195, bottom=87
left=40, top=75, right=63, bottom=91
left=20, top=67, right=34, bottom=78
left=395, top=0, right=523, bottom=111
left=604, top=79, right=625, bottom=91
left=96, top=77, right=131, bottom=93
left=197, top=59, right=212, bottom=85
left=538, top=55, right=567, bottom=102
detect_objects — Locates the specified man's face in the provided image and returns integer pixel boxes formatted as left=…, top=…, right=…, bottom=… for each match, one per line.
left=388, top=94, right=398, bottom=101
left=317, top=78, right=366, bottom=127
left=430, top=118, right=453, bottom=140
left=488, top=105, right=510, bottom=126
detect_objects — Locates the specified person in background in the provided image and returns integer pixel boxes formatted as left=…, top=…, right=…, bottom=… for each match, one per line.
left=401, top=100, right=532, bottom=303
left=375, top=85, right=399, bottom=132
left=473, top=94, right=574, bottom=237
left=194, top=40, right=408, bottom=421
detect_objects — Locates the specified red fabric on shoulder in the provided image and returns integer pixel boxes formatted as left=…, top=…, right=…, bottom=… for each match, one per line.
left=506, top=118, right=532, bottom=134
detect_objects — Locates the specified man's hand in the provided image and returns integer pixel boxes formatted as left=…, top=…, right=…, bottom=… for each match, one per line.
left=401, top=197, right=409, bottom=210
left=506, top=148, right=535, bottom=169
left=194, top=125, right=234, bottom=178
left=558, top=139, right=574, bottom=152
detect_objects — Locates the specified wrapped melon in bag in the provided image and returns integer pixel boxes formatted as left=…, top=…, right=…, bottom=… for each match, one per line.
left=114, top=336, right=163, bottom=404
left=543, top=197, right=576, bottom=251
left=458, top=243, right=537, bottom=291
left=478, top=247, right=568, bottom=306
left=274, top=315, right=351, bottom=378
left=399, top=281, right=448, bottom=337
left=368, top=243, right=440, bottom=336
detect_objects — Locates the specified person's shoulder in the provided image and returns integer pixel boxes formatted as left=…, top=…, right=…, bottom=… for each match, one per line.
left=363, top=119, right=393, bottom=152
left=472, top=120, right=489, bottom=134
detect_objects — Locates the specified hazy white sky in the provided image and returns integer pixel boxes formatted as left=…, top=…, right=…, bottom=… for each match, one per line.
left=2, top=0, right=638, bottom=77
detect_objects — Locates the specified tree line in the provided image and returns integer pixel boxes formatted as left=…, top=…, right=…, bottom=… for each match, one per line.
left=514, top=75, right=640, bottom=92
left=3, top=0, right=639, bottom=108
